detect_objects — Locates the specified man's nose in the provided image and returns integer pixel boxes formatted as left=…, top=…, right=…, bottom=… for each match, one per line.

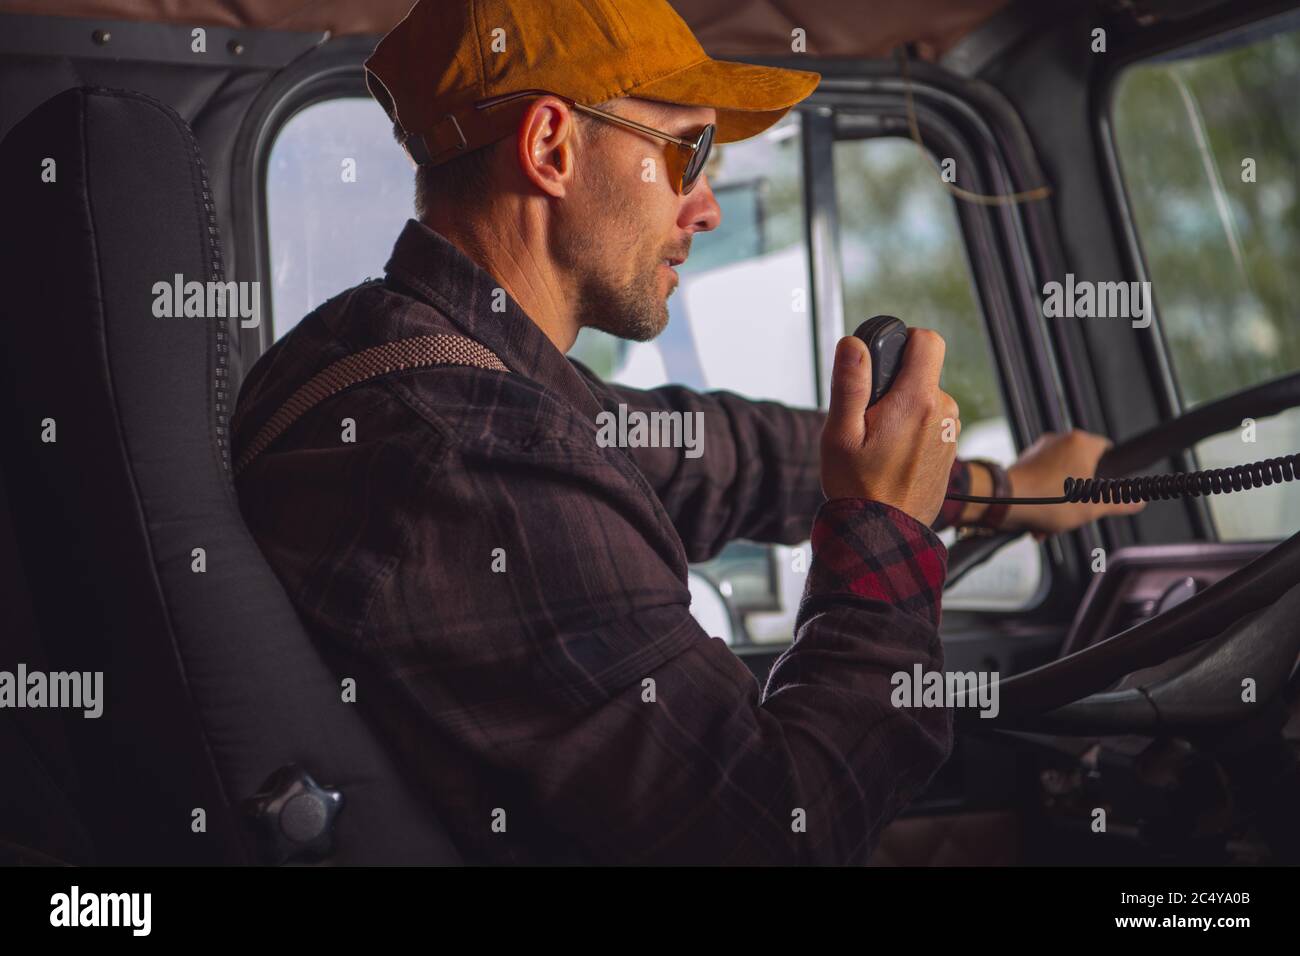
left=680, top=174, right=721, bottom=233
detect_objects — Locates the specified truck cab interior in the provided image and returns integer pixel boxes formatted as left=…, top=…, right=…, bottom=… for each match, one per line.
left=1, top=0, right=1298, bottom=866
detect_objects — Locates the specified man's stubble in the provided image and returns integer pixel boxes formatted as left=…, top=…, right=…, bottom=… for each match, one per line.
left=559, top=161, right=674, bottom=344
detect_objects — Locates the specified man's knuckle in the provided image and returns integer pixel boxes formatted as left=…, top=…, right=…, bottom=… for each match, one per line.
left=918, top=329, right=945, bottom=350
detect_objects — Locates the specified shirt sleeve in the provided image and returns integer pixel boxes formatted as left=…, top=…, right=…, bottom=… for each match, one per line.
left=569, top=358, right=825, bottom=560
left=569, top=359, right=973, bottom=549
left=364, top=424, right=953, bottom=865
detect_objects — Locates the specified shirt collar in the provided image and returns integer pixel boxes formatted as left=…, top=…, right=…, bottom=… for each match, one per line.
left=383, top=218, right=603, bottom=421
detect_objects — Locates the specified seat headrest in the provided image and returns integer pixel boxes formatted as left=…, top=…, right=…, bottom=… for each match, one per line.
left=1, top=86, right=243, bottom=471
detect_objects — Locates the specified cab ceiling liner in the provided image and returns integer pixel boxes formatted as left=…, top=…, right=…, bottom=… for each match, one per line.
left=0, top=0, right=1010, bottom=58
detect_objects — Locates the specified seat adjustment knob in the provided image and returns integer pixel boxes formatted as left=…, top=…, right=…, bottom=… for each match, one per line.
left=243, top=764, right=344, bottom=864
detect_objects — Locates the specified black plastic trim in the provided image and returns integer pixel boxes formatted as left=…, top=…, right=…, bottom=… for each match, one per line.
left=230, top=35, right=377, bottom=359
left=0, top=12, right=325, bottom=69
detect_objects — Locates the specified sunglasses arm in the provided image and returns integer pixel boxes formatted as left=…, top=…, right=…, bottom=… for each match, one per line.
left=474, top=90, right=698, bottom=150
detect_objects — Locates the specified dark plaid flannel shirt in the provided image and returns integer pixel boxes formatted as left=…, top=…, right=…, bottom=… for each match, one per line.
left=232, top=219, right=970, bottom=865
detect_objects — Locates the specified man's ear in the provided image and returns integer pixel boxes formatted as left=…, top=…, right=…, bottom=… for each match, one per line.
left=515, top=97, right=576, bottom=198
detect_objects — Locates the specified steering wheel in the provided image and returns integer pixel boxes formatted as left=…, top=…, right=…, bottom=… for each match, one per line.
left=944, top=368, right=1300, bottom=732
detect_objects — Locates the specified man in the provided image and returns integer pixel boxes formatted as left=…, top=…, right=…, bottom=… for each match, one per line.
left=232, top=0, right=1142, bottom=864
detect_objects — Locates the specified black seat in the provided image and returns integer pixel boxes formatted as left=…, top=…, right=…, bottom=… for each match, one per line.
left=0, top=87, right=461, bottom=864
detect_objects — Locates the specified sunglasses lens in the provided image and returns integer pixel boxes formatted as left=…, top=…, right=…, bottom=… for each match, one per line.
left=681, top=124, right=716, bottom=194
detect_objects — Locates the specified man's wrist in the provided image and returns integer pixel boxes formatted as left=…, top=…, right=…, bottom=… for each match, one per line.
left=962, top=459, right=1012, bottom=530
left=958, top=460, right=992, bottom=527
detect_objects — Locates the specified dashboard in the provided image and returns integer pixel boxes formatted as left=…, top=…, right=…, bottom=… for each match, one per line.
left=1061, top=541, right=1276, bottom=657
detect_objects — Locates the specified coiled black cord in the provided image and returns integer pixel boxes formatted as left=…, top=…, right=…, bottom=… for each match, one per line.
left=946, top=451, right=1300, bottom=505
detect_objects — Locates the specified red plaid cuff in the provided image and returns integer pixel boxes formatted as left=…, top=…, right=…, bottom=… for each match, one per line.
left=807, top=498, right=948, bottom=629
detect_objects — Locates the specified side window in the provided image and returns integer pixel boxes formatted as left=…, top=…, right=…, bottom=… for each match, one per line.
left=570, top=111, right=815, bottom=646
left=833, top=135, right=1043, bottom=610
left=1111, top=13, right=1300, bottom=541
left=266, top=98, right=412, bottom=339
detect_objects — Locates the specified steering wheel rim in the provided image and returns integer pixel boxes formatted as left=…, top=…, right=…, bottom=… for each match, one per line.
left=974, top=526, right=1300, bottom=724
left=945, top=368, right=1300, bottom=588
left=947, top=368, right=1300, bottom=722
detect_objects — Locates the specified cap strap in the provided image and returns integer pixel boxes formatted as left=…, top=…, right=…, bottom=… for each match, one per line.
left=402, top=130, right=433, bottom=166
left=411, top=113, right=470, bottom=166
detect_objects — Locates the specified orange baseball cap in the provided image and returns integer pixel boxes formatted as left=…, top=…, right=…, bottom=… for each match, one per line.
left=365, top=0, right=821, bottom=167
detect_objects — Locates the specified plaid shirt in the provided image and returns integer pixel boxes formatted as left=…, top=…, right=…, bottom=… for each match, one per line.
left=232, top=219, right=966, bottom=864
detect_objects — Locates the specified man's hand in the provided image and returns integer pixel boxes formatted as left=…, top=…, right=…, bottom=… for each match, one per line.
left=1002, top=429, right=1146, bottom=539
left=820, top=330, right=958, bottom=527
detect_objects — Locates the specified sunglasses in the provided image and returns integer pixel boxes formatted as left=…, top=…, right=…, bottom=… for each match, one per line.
left=474, top=89, right=716, bottom=195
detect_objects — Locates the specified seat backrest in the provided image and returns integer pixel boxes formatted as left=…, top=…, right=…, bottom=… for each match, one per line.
left=0, top=87, right=461, bottom=864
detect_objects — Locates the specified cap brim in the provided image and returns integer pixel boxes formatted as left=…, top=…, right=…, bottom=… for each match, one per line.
left=628, top=57, right=821, bottom=144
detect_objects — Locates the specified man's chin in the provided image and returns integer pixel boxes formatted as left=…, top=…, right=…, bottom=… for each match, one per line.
left=622, top=312, right=669, bottom=343
left=611, top=306, right=669, bottom=343
left=577, top=273, right=671, bottom=342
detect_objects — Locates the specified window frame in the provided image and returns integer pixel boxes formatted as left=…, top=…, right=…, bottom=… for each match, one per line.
left=796, top=66, right=1081, bottom=619
left=1095, top=3, right=1300, bottom=542
left=231, top=35, right=379, bottom=362
left=826, top=126, right=1046, bottom=611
